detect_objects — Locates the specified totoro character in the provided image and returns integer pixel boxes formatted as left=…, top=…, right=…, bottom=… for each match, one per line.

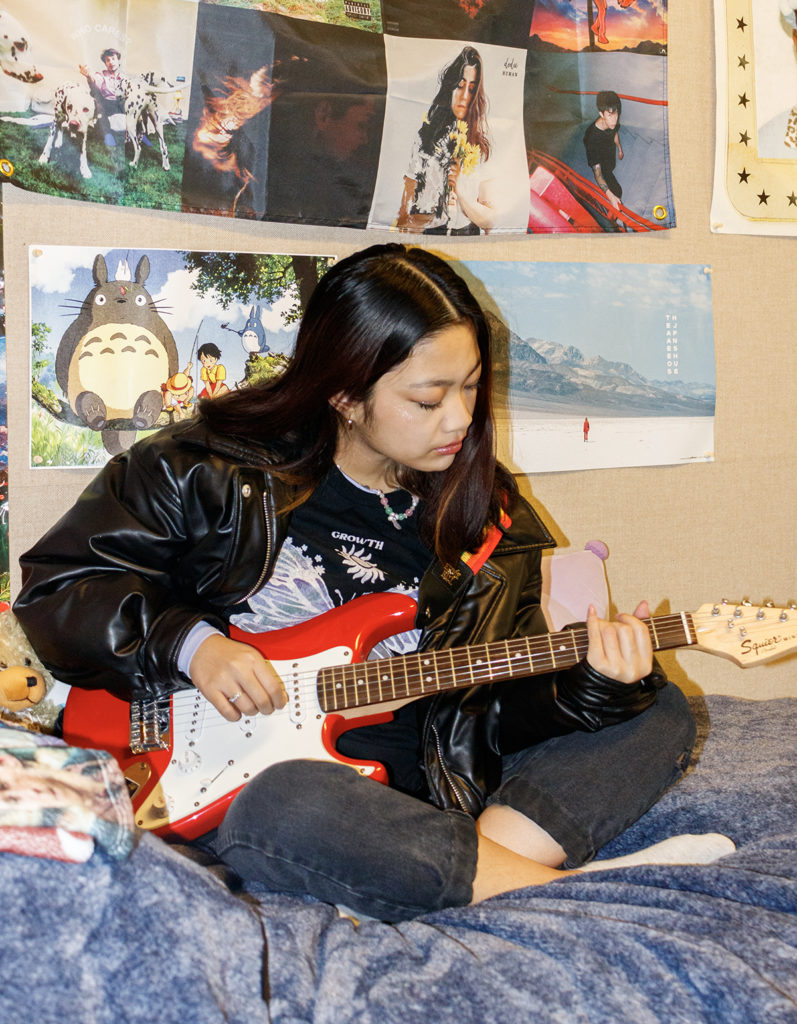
left=56, top=254, right=178, bottom=454
left=222, top=304, right=269, bottom=361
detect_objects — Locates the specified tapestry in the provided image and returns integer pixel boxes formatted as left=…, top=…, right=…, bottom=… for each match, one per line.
left=0, top=0, right=673, bottom=235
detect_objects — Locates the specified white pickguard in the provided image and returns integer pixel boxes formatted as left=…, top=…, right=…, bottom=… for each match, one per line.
left=134, top=644, right=382, bottom=832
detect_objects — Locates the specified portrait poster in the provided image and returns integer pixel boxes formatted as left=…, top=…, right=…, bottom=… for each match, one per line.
left=525, top=0, right=673, bottom=233
left=456, top=260, right=716, bottom=474
left=28, top=245, right=334, bottom=469
left=368, top=36, right=530, bottom=232
left=711, top=0, right=797, bottom=235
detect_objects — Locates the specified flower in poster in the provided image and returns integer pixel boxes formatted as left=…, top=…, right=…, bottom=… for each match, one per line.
left=449, top=119, right=481, bottom=174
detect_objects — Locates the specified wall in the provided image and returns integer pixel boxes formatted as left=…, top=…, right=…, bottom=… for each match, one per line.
left=4, top=2, right=796, bottom=698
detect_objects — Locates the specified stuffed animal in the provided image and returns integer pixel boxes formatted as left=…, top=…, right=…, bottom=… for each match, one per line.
left=0, top=608, right=62, bottom=732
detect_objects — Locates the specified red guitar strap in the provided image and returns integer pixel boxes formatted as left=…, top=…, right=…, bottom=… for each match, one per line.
left=460, top=510, right=512, bottom=576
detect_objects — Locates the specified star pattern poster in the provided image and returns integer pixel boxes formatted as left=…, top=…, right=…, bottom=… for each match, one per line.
left=711, top=0, right=797, bottom=235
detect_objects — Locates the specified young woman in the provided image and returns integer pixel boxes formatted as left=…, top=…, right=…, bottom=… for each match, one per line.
left=396, top=47, right=496, bottom=235
left=14, top=244, right=722, bottom=922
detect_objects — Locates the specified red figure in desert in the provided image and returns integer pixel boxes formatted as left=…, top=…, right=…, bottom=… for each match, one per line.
left=591, top=0, right=637, bottom=45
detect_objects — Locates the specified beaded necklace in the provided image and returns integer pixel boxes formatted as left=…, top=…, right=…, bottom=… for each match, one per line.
left=336, top=465, right=420, bottom=531
left=377, top=489, right=420, bottom=530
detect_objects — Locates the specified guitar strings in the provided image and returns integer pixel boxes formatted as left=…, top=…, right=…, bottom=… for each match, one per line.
left=141, top=615, right=701, bottom=734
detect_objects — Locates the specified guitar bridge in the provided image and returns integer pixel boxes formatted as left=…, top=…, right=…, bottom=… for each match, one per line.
left=129, top=698, right=171, bottom=754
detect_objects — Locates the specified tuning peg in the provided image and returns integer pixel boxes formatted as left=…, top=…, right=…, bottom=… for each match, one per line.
left=742, top=598, right=752, bottom=606
left=734, top=606, right=743, bottom=618
left=757, top=608, right=766, bottom=620
left=765, top=600, right=775, bottom=608
left=780, top=611, right=789, bottom=622
left=789, top=601, right=797, bottom=611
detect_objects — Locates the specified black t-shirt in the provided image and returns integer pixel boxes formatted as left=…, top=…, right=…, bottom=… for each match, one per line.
left=230, top=468, right=433, bottom=796
left=583, top=120, right=618, bottom=173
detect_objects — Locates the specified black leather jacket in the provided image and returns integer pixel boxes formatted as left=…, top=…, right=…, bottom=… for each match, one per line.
left=15, top=418, right=664, bottom=817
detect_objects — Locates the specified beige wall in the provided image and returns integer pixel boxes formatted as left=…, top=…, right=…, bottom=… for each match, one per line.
left=4, top=2, right=796, bottom=698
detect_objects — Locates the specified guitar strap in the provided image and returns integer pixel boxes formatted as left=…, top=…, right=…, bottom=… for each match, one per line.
left=460, top=510, right=512, bottom=576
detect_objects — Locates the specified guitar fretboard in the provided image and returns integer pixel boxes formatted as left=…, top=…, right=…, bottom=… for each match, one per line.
left=317, top=612, right=696, bottom=712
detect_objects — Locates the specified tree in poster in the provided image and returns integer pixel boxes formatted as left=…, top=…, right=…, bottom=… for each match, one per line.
left=179, top=252, right=331, bottom=324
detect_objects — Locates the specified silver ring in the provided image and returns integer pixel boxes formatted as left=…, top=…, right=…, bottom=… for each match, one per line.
left=228, top=692, right=241, bottom=705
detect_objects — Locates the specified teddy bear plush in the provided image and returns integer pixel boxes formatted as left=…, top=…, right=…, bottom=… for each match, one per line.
left=0, top=607, right=62, bottom=732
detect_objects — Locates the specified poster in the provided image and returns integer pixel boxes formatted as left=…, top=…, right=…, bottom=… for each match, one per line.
left=459, top=260, right=716, bottom=473
left=28, top=245, right=334, bottom=467
left=525, top=0, right=673, bottom=232
left=711, top=0, right=797, bottom=235
left=0, top=0, right=674, bottom=234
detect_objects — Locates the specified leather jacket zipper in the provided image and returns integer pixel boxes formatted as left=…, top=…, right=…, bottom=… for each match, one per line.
left=431, top=722, right=467, bottom=812
left=241, top=488, right=273, bottom=603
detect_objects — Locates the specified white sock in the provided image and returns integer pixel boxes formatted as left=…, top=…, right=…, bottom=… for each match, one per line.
left=579, top=833, right=736, bottom=873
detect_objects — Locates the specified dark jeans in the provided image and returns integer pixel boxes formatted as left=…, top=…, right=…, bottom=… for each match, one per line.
left=214, top=683, right=695, bottom=922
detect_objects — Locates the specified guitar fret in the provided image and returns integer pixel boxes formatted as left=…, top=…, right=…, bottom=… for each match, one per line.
left=316, top=611, right=704, bottom=714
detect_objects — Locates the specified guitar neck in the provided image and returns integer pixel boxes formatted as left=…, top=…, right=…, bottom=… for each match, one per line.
left=317, top=612, right=696, bottom=713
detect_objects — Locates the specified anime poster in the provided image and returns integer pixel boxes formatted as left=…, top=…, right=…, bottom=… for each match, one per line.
left=525, top=0, right=673, bottom=232
left=711, top=0, right=797, bottom=235
left=0, top=0, right=194, bottom=209
left=457, top=261, right=715, bottom=473
left=28, top=246, right=334, bottom=468
left=368, top=37, right=530, bottom=233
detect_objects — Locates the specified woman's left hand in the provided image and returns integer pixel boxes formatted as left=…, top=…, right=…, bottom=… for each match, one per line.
left=585, top=601, right=653, bottom=683
left=447, top=157, right=462, bottom=199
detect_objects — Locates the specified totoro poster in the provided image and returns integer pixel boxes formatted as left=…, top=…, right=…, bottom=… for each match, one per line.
left=28, top=245, right=334, bottom=468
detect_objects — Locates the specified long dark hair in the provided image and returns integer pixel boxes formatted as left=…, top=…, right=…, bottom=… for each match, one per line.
left=200, top=244, right=515, bottom=563
left=419, top=46, right=490, bottom=162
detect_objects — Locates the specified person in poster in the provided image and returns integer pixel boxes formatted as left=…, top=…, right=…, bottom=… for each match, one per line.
left=380, top=39, right=528, bottom=234
left=583, top=90, right=624, bottom=215
left=78, top=46, right=124, bottom=148
left=396, top=45, right=493, bottom=235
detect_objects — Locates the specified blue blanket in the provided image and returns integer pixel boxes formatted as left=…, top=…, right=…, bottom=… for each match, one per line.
left=2, top=696, right=795, bottom=1024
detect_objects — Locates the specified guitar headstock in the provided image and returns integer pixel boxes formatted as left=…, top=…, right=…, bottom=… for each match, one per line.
left=691, top=600, right=797, bottom=667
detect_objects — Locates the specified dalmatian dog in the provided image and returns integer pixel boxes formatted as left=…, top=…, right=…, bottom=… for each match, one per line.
left=123, top=72, right=172, bottom=170
left=0, top=9, right=48, bottom=115
left=38, top=83, right=97, bottom=179
left=0, top=10, right=41, bottom=84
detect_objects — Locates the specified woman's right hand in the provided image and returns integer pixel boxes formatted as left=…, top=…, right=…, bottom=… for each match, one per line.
left=189, top=634, right=287, bottom=722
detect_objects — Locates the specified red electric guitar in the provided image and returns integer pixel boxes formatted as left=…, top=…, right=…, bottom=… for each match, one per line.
left=63, top=593, right=797, bottom=840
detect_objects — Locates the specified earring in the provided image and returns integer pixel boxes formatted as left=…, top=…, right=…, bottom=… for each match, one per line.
left=346, top=416, right=354, bottom=431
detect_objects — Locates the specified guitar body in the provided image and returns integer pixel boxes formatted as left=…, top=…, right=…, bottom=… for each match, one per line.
left=63, top=592, right=419, bottom=840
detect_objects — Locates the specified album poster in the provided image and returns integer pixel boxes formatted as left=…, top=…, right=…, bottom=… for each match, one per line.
left=0, top=0, right=195, bottom=209
left=525, top=0, right=673, bottom=233
left=369, top=36, right=530, bottom=233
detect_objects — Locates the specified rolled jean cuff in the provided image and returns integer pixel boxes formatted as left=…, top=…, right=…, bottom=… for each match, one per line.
left=488, top=776, right=596, bottom=866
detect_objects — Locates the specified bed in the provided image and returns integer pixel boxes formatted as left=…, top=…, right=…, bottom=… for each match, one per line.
left=1, top=692, right=795, bottom=1024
